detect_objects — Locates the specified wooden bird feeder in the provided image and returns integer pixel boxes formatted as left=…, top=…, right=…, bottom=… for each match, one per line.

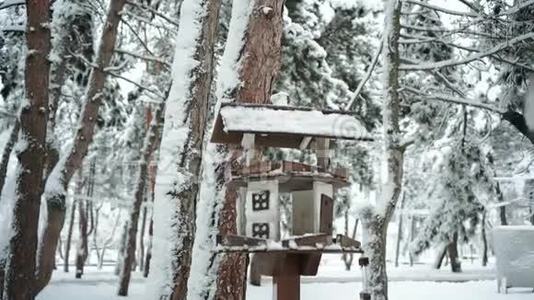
left=211, top=102, right=372, bottom=300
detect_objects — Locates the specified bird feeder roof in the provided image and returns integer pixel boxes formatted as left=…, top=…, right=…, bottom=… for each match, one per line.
left=210, top=103, right=373, bottom=149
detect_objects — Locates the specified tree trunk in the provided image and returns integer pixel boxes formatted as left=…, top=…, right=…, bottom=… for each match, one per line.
left=342, top=213, right=359, bottom=271
left=143, top=217, right=153, bottom=278
left=361, top=220, right=389, bottom=300
left=143, top=160, right=156, bottom=278
left=3, top=1, right=51, bottom=299
left=64, top=198, right=78, bottom=272
left=115, top=222, right=128, bottom=276
left=394, top=194, right=405, bottom=267
left=75, top=195, right=89, bottom=279
left=138, top=199, right=147, bottom=271
left=447, top=232, right=462, bottom=273
left=117, top=101, right=164, bottom=296
left=496, top=184, right=508, bottom=226
left=481, top=210, right=488, bottom=267
left=0, top=123, right=18, bottom=296
left=0, top=121, right=19, bottom=197
left=408, top=217, right=416, bottom=266
left=433, top=243, right=448, bottom=269
left=35, top=0, right=128, bottom=293
left=147, top=0, right=222, bottom=298
left=92, top=204, right=101, bottom=268
left=215, top=1, right=284, bottom=298
left=0, top=259, right=4, bottom=300
left=359, top=1, right=403, bottom=299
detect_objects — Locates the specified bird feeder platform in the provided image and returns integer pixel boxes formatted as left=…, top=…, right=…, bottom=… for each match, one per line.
left=229, top=160, right=350, bottom=192
left=208, top=103, right=371, bottom=300
left=216, top=233, right=362, bottom=275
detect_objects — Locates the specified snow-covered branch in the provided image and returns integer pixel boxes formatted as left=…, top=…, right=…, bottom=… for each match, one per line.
left=501, top=0, right=534, bottom=16
left=0, top=0, right=24, bottom=10
left=345, top=40, right=383, bottom=111
left=401, top=85, right=506, bottom=114
left=124, top=0, right=179, bottom=27
left=400, top=25, right=501, bottom=39
left=120, top=10, right=178, bottom=32
left=400, top=32, right=534, bottom=70
left=1, top=24, right=25, bottom=32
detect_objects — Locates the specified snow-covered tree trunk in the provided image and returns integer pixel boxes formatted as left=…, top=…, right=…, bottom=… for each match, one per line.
left=0, top=122, right=18, bottom=197
left=115, top=222, right=128, bottom=276
left=3, top=1, right=51, bottom=299
left=117, top=102, right=164, bottom=296
left=212, top=1, right=284, bottom=298
left=359, top=1, right=404, bottom=299
left=35, top=0, right=127, bottom=293
left=147, top=0, right=221, bottom=299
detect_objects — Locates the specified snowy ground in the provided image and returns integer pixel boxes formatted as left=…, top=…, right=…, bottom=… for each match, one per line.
left=36, top=261, right=534, bottom=300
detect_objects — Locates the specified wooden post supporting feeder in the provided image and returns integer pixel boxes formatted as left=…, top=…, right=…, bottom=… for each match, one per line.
left=210, top=103, right=373, bottom=300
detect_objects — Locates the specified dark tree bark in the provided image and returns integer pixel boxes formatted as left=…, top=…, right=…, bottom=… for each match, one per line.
left=481, top=210, right=488, bottom=267
left=215, top=1, right=285, bottom=299
left=75, top=163, right=95, bottom=278
left=138, top=196, right=148, bottom=271
left=117, top=101, right=164, bottom=296
left=447, top=232, right=462, bottom=273
left=143, top=217, right=153, bottom=278
left=3, top=1, right=51, bottom=299
left=75, top=195, right=89, bottom=279
left=35, top=0, right=128, bottom=293
left=63, top=176, right=82, bottom=273
left=502, top=110, right=534, bottom=145
left=63, top=199, right=76, bottom=272
left=433, top=243, right=447, bottom=269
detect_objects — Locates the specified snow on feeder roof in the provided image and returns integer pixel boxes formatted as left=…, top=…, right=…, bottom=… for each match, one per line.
left=210, top=103, right=373, bottom=149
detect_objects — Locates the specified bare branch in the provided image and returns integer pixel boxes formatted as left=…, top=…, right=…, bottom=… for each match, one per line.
left=0, top=109, right=17, bottom=118
left=70, top=51, right=165, bottom=100
left=115, top=48, right=171, bottom=69
left=107, top=71, right=165, bottom=100
left=402, top=0, right=480, bottom=18
left=400, top=32, right=534, bottom=70
left=120, top=17, right=156, bottom=56
left=345, top=40, right=383, bottom=111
